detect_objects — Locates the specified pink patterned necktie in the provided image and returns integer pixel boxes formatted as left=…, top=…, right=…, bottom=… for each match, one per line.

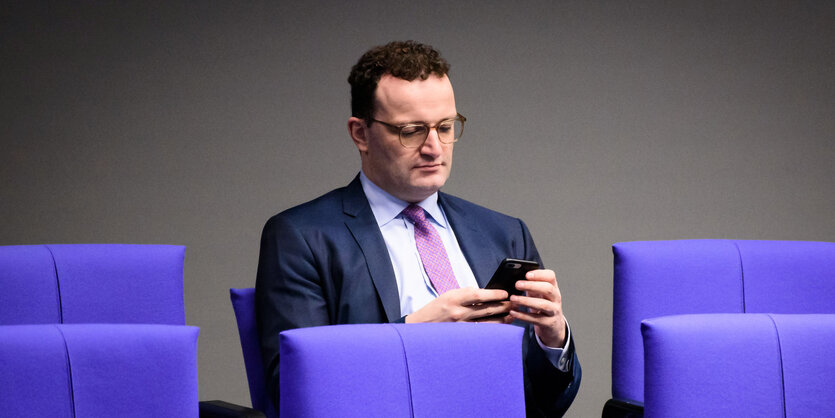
left=401, top=204, right=460, bottom=295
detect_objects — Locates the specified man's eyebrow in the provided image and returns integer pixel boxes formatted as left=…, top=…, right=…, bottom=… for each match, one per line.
left=400, top=115, right=458, bottom=125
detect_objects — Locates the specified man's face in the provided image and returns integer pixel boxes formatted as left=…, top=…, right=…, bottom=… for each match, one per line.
left=353, top=74, right=457, bottom=203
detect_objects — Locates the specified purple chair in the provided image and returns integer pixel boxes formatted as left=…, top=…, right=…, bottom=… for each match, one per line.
left=0, top=244, right=204, bottom=417
left=229, top=288, right=526, bottom=418
left=280, top=322, right=525, bottom=418
left=606, top=239, right=835, bottom=417
left=642, top=313, right=835, bottom=417
left=230, top=288, right=276, bottom=418
left=0, top=323, right=199, bottom=417
left=0, top=244, right=186, bottom=325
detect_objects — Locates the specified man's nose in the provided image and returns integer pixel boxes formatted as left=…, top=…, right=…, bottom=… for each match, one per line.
left=419, top=128, right=444, bottom=156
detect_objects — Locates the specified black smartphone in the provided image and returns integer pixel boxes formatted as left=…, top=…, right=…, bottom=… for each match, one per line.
left=485, top=258, right=539, bottom=297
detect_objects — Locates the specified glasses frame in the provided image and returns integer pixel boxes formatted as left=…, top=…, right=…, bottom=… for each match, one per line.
left=368, top=113, right=467, bottom=148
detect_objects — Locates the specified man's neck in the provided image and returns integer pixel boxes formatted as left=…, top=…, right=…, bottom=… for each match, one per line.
left=359, top=171, right=443, bottom=228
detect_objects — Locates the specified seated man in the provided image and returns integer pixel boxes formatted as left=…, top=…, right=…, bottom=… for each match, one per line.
left=256, top=40, right=581, bottom=417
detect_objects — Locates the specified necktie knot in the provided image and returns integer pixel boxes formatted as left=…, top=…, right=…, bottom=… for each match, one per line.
left=401, top=204, right=427, bottom=225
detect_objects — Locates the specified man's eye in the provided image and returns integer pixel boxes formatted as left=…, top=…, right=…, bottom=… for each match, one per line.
left=437, top=122, right=454, bottom=133
left=401, top=126, right=427, bottom=137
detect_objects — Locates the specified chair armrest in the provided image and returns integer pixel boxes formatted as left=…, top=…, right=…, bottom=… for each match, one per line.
left=199, top=400, right=265, bottom=418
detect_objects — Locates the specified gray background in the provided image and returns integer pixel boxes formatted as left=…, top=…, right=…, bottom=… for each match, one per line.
left=3, top=1, right=833, bottom=416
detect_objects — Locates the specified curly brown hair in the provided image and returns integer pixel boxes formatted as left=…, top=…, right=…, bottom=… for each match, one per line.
left=348, top=40, right=451, bottom=122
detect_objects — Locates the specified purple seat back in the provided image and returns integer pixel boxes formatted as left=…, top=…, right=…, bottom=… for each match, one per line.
left=0, top=245, right=62, bottom=323
left=739, top=240, right=835, bottom=313
left=642, top=313, right=835, bottom=417
left=612, top=239, right=835, bottom=405
left=775, top=314, right=835, bottom=416
left=0, top=323, right=199, bottom=418
left=0, top=324, right=72, bottom=416
left=230, top=288, right=276, bottom=418
left=394, top=323, right=526, bottom=418
left=279, top=322, right=525, bottom=418
left=0, top=244, right=186, bottom=325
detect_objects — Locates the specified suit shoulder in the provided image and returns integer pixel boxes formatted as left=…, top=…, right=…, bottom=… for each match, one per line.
left=264, top=185, right=348, bottom=229
left=440, top=192, right=524, bottom=224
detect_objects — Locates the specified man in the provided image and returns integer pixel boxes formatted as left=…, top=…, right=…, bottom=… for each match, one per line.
left=256, top=41, right=580, bottom=417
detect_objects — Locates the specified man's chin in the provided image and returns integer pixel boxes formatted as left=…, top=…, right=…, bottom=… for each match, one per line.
left=411, top=184, right=445, bottom=199
left=415, top=172, right=448, bottom=188
left=400, top=179, right=444, bottom=201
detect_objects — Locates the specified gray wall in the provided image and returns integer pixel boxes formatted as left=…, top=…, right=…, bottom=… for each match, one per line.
left=3, top=1, right=833, bottom=416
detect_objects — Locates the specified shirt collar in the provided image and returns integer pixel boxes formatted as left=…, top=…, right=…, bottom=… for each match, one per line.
left=359, top=171, right=447, bottom=229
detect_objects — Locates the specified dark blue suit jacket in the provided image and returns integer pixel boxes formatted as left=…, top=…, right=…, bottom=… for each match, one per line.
left=256, top=175, right=581, bottom=416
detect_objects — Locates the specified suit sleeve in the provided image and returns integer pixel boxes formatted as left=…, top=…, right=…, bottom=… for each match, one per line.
left=255, top=214, right=331, bottom=409
left=517, top=219, right=582, bottom=417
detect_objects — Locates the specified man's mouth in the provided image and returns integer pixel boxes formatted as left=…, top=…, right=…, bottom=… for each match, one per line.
left=415, top=162, right=442, bottom=169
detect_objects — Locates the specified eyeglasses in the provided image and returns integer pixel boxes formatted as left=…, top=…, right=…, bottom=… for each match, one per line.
left=369, top=114, right=466, bottom=148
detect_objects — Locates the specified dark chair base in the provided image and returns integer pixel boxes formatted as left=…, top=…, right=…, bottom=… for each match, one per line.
left=603, top=399, right=644, bottom=418
left=199, top=400, right=266, bottom=418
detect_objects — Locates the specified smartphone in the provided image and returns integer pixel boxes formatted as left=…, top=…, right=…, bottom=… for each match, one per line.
left=485, top=258, right=539, bottom=298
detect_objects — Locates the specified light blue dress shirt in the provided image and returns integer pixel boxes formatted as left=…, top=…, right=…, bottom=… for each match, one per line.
left=360, top=172, right=571, bottom=371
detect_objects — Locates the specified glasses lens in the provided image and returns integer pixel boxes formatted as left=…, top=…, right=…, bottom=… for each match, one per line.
left=398, top=118, right=464, bottom=147
left=399, top=125, right=428, bottom=147
left=437, top=119, right=463, bottom=143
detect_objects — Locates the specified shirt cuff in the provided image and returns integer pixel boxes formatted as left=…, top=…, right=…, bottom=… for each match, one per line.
left=534, top=317, right=572, bottom=372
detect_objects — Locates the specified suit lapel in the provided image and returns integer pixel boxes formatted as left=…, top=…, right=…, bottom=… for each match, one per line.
left=342, top=176, right=401, bottom=322
left=439, top=193, right=504, bottom=287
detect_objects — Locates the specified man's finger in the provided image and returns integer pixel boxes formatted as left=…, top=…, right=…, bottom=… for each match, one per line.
left=524, top=269, right=557, bottom=282
left=475, top=314, right=514, bottom=324
left=511, top=295, right=557, bottom=316
left=468, top=300, right=512, bottom=319
left=454, top=288, right=509, bottom=304
left=515, top=280, right=557, bottom=296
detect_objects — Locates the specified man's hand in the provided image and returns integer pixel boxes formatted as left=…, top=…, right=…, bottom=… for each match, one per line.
left=508, top=269, right=567, bottom=347
left=406, top=287, right=513, bottom=324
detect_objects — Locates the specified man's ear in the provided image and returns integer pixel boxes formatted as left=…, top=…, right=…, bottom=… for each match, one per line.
left=348, top=117, right=369, bottom=152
